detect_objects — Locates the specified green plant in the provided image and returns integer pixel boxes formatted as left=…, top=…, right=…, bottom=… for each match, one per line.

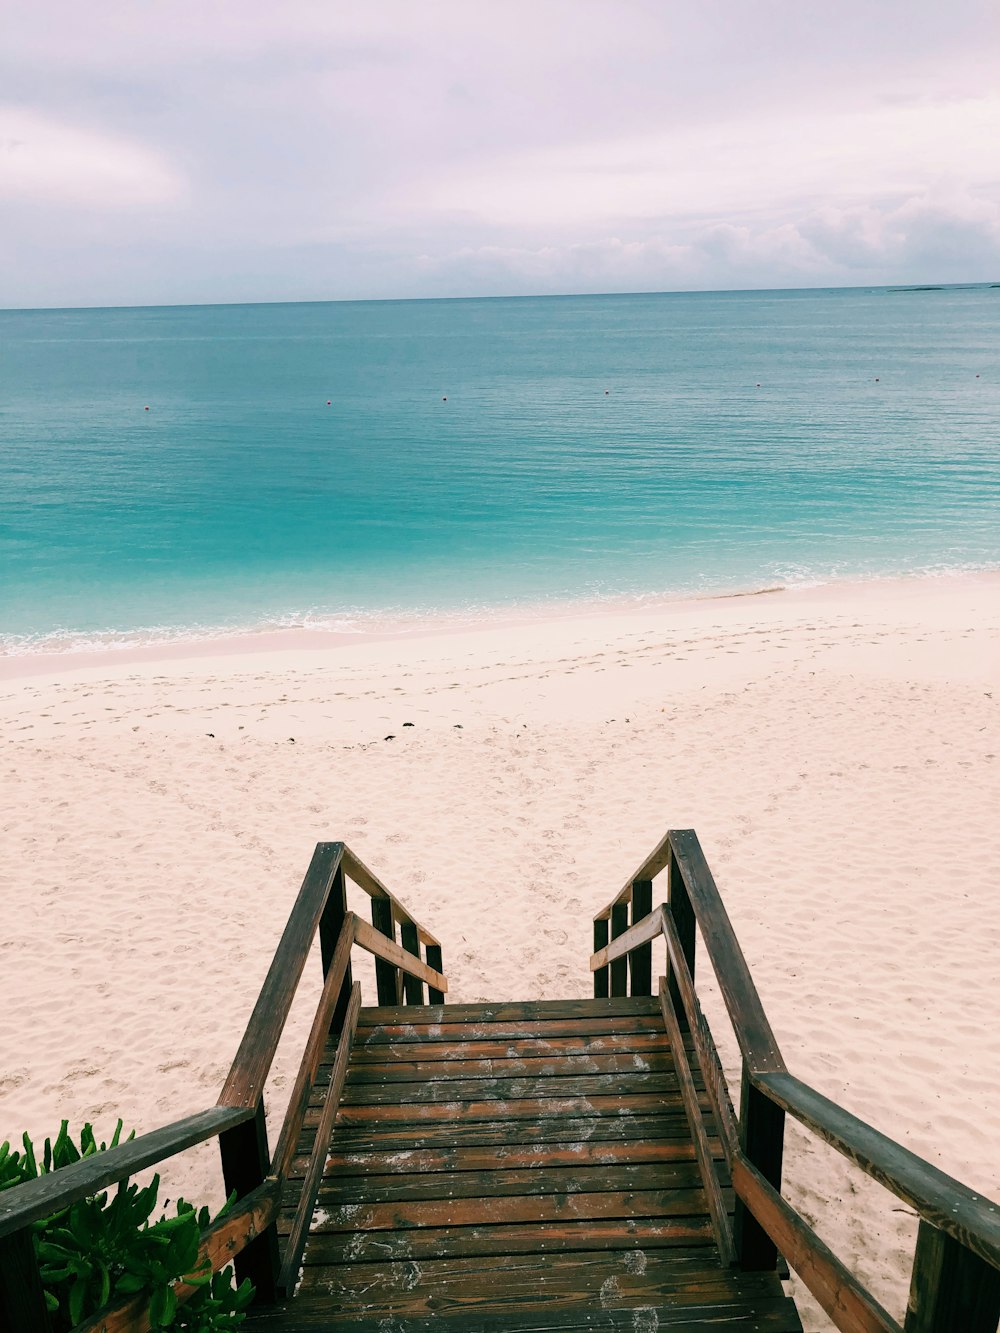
left=0, top=1121, right=254, bottom=1331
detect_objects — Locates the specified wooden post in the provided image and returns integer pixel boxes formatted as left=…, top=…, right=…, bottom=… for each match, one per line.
left=400, top=921, right=425, bottom=1005
left=218, top=1101, right=280, bottom=1303
left=319, top=862, right=353, bottom=1035
left=426, top=944, right=445, bottom=1004
left=0, top=1229, right=52, bottom=1333
left=904, top=1219, right=1000, bottom=1333
left=593, top=918, right=609, bottom=998
left=629, top=879, right=653, bottom=996
left=371, top=898, right=402, bottom=1005
left=609, top=901, right=629, bottom=997
left=734, top=1069, right=785, bottom=1271
left=667, top=847, right=696, bottom=1025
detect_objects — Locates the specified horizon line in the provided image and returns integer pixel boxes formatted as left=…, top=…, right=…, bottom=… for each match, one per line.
left=2, top=278, right=999, bottom=317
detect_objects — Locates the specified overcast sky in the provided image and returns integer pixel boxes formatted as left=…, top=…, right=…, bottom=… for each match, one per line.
left=3, top=1, right=999, bottom=307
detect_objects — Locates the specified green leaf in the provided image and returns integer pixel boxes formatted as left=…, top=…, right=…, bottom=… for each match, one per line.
left=68, top=1274, right=88, bottom=1327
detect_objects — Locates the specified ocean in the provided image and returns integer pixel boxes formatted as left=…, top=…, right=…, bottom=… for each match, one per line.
left=2, top=286, right=998, bottom=653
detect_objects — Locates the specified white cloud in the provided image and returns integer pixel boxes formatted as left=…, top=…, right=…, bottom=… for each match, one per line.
left=0, top=107, right=184, bottom=209
left=410, top=95, right=1000, bottom=233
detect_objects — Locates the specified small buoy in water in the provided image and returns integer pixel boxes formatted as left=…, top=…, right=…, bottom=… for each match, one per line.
left=756, top=383, right=761, bottom=388
left=327, top=399, right=331, bottom=405
left=875, top=377, right=879, bottom=382
left=442, top=396, right=447, bottom=401
left=605, top=389, right=609, bottom=395
left=144, top=405, right=150, bottom=411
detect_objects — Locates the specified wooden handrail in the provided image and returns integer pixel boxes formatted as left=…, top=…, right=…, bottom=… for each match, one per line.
left=342, top=846, right=441, bottom=947
left=353, top=916, right=449, bottom=992
left=0, top=841, right=448, bottom=1333
left=0, top=1107, right=251, bottom=1241
left=590, top=828, right=1000, bottom=1332
left=219, top=842, right=347, bottom=1109
left=754, top=1072, right=1000, bottom=1271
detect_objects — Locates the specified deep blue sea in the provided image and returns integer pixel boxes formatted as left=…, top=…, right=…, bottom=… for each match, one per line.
left=2, top=286, right=999, bottom=653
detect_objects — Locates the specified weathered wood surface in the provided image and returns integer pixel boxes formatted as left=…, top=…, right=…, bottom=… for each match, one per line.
left=904, top=1219, right=1000, bottom=1333
left=756, top=1070, right=1000, bottom=1271
left=352, top=917, right=448, bottom=994
left=270, top=913, right=355, bottom=1181
left=731, top=1154, right=900, bottom=1333
left=278, top=982, right=361, bottom=1294
left=246, top=1297, right=803, bottom=1331
left=667, top=828, right=786, bottom=1073
left=247, top=995, right=799, bottom=1332
left=0, top=1106, right=251, bottom=1240
left=658, top=978, right=734, bottom=1265
left=341, top=845, right=440, bottom=948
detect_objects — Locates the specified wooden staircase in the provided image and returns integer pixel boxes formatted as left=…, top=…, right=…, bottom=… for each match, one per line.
left=248, top=994, right=800, bottom=1330
left=2, top=834, right=998, bottom=1333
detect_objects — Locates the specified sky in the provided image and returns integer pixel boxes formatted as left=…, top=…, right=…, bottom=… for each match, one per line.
left=2, top=1, right=1000, bottom=308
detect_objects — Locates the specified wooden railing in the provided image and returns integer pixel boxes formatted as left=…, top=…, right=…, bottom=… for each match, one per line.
left=591, top=829, right=1000, bottom=1333
left=0, top=842, right=446, bottom=1333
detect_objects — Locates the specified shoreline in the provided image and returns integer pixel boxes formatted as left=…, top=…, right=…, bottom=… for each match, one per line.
left=3, top=565, right=999, bottom=682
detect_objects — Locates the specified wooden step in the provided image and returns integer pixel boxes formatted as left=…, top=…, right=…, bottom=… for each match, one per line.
left=254, top=996, right=800, bottom=1332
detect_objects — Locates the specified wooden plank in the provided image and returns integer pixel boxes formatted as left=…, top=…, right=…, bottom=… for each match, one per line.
left=304, top=1186, right=712, bottom=1233
left=734, top=1072, right=785, bottom=1270
left=277, top=982, right=361, bottom=1295
left=356, top=1016, right=665, bottom=1043
left=667, top=829, right=785, bottom=1073
left=0, top=1228, right=52, bottom=1333
left=659, top=978, right=734, bottom=1266
left=755, top=1071, right=1000, bottom=1271
left=297, top=1248, right=790, bottom=1318
left=356, top=997, right=660, bottom=1024
left=629, top=879, right=654, bottom=996
left=325, top=1112, right=700, bottom=1152
left=661, top=909, right=741, bottom=1161
left=400, top=921, right=425, bottom=1005
left=330, top=1091, right=703, bottom=1126
left=589, top=906, right=662, bottom=973
left=341, top=845, right=440, bottom=948
left=731, top=1153, right=899, bottom=1333
left=904, top=1219, right=1000, bottom=1333
left=0, top=1105, right=250, bottom=1240
left=244, top=1295, right=802, bottom=1330
left=300, top=1215, right=716, bottom=1264
left=353, top=917, right=448, bottom=994
left=219, top=1100, right=280, bottom=1301
left=270, top=913, right=354, bottom=1181
left=425, top=943, right=445, bottom=1005
left=371, top=896, right=402, bottom=1005
left=593, top=916, right=609, bottom=998
left=318, top=860, right=353, bottom=1036
left=609, top=902, right=629, bottom=997
left=346, top=1051, right=675, bottom=1082
left=667, top=846, right=696, bottom=1026
left=338, top=1071, right=678, bottom=1106
left=219, top=841, right=345, bottom=1108
left=318, top=1139, right=704, bottom=1176
left=77, top=1179, right=280, bottom=1333
left=350, top=1033, right=672, bottom=1062
left=319, top=1161, right=705, bottom=1205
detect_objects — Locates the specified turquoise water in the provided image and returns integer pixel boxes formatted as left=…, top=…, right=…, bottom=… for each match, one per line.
left=2, top=286, right=999, bottom=651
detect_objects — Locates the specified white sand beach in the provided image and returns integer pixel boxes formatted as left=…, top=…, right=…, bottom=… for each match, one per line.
left=2, top=572, right=998, bottom=1331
